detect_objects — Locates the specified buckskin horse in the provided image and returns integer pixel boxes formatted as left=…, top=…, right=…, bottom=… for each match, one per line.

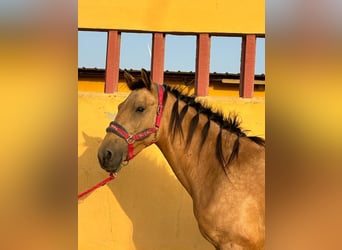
left=98, top=69, right=265, bottom=250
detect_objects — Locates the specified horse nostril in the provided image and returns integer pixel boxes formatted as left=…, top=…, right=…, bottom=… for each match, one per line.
left=104, top=149, right=113, bottom=161
left=98, top=148, right=113, bottom=167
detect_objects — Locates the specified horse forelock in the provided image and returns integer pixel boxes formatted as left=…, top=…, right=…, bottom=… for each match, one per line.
left=127, top=79, right=147, bottom=90
left=164, top=85, right=264, bottom=173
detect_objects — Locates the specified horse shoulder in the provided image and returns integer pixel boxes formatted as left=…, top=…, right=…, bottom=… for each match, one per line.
left=194, top=185, right=264, bottom=249
left=194, top=139, right=265, bottom=249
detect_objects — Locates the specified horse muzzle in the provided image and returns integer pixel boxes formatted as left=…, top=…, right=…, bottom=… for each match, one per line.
left=97, top=137, right=127, bottom=173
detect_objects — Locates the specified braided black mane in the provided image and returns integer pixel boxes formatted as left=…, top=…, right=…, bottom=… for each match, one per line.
left=163, top=85, right=265, bottom=174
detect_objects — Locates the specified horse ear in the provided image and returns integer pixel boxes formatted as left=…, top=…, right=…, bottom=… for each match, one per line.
left=141, top=68, right=152, bottom=90
left=123, top=70, right=137, bottom=90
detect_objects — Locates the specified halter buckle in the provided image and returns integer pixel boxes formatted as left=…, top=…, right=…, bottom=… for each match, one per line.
left=126, top=136, right=135, bottom=144
left=157, top=104, right=163, bottom=115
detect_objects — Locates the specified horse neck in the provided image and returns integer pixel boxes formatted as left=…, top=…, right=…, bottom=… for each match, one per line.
left=156, top=93, right=228, bottom=199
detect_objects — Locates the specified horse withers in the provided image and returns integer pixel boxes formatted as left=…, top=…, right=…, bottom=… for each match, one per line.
left=98, top=69, right=265, bottom=250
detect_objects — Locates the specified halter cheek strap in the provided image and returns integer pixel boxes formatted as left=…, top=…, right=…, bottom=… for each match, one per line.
left=106, top=84, right=164, bottom=161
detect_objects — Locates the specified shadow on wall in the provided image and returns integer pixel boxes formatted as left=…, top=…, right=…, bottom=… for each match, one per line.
left=78, top=132, right=212, bottom=250
left=78, top=132, right=105, bottom=193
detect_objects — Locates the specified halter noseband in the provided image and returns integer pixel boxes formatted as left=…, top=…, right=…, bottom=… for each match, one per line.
left=106, top=84, right=164, bottom=161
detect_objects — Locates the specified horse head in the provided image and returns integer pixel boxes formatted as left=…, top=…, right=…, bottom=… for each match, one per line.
left=98, top=69, right=164, bottom=174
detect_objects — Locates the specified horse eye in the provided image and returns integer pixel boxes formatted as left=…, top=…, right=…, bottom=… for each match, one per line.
left=136, top=106, right=145, bottom=113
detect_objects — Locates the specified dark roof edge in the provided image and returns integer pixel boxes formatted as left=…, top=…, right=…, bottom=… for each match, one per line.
left=78, top=68, right=265, bottom=81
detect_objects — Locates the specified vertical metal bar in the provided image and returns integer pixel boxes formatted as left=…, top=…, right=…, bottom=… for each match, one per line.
left=151, top=33, right=165, bottom=84
left=195, top=33, right=210, bottom=96
left=240, top=34, right=256, bottom=98
left=105, top=30, right=121, bottom=93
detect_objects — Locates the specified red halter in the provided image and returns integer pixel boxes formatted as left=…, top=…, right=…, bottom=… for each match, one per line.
left=106, top=84, right=164, bottom=161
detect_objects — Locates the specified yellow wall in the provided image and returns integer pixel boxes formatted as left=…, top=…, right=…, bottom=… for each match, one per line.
left=78, top=89, right=265, bottom=249
left=78, top=79, right=265, bottom=97
left=79, top=0, right=265, bottom=34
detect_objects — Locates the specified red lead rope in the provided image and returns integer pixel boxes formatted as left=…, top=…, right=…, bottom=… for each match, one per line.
left=78, top=173, right=115, bottom=200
